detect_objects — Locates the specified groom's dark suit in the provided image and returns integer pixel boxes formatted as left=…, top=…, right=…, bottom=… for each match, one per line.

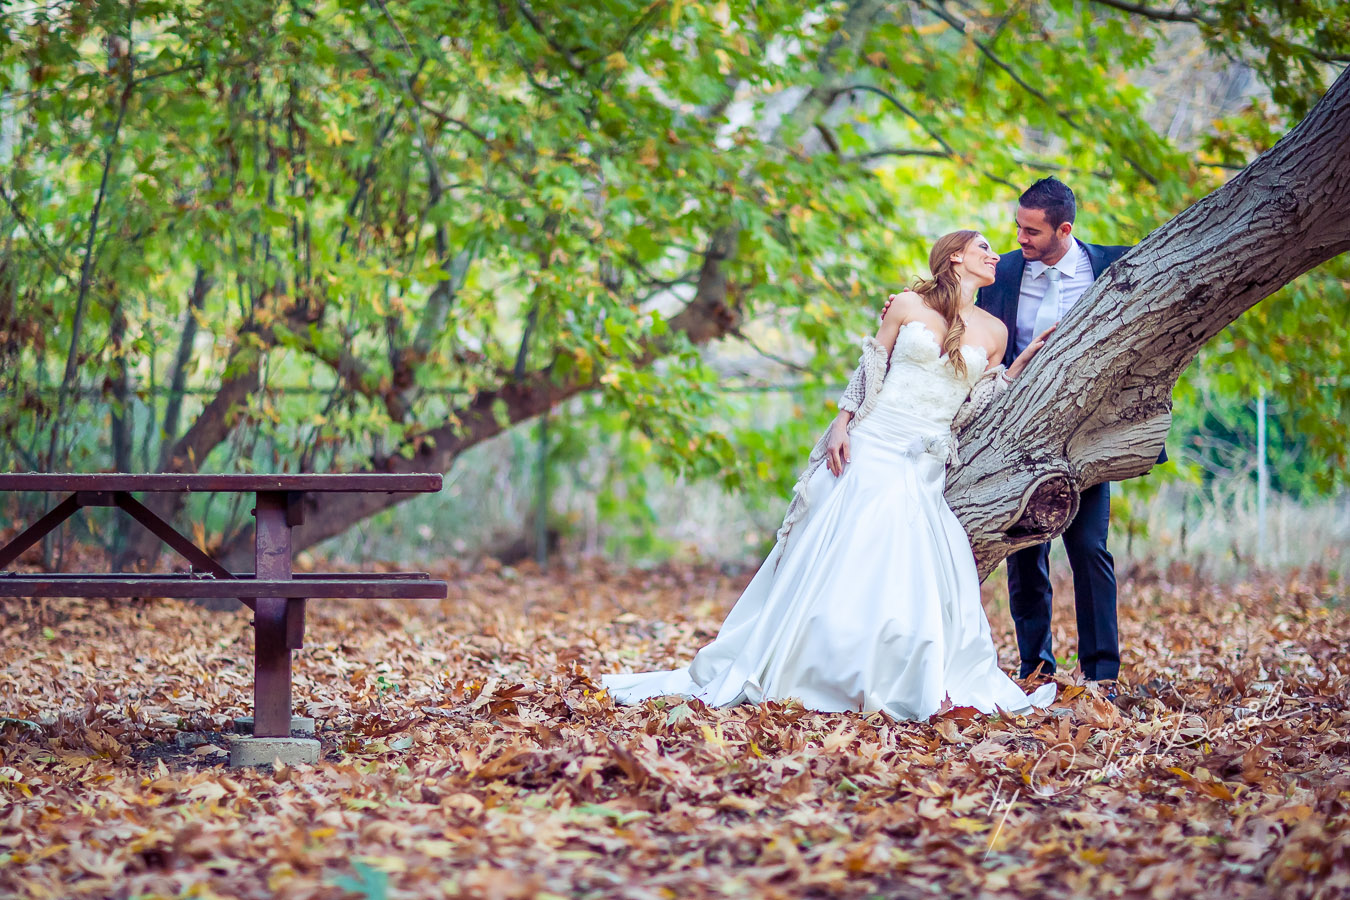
left=977, top=238, right=1130, bottom=681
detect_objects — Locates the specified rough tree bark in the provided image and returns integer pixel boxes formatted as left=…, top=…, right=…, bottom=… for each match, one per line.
left=949, top=65, right=1350, bottom=579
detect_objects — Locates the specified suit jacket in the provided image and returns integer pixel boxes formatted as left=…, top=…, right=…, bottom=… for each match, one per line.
left=976, top=238, right=1130, bottom=368
left=976, top=238, right=1167, bottom=466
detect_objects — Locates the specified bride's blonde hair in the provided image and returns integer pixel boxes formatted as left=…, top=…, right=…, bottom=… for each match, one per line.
left=910, top=230, right=977, bottom=378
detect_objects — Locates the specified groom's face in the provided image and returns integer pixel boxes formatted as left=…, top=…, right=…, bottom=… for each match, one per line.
left=1015, top=206, right=1072, bottom=263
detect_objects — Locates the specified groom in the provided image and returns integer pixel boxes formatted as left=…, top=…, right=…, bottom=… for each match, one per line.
left=976, top=177, right=1138, bottom=691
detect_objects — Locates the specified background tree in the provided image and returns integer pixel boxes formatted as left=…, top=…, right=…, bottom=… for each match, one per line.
left=0, top=0, right=1346, bottom=570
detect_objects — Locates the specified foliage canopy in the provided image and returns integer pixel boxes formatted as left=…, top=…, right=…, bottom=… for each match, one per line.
left=1, top=0, right=1346, bottom=558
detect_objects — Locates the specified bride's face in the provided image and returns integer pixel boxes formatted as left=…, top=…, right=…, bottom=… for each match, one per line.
left=952, top=234, right=1000, bottom=287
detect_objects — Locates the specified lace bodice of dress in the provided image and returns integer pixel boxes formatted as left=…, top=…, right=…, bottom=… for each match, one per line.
left=876, top=321, right=988, bottom=430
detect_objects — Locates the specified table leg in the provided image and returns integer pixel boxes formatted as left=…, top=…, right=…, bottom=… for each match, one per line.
left=284, top=491, right=306, bottom=650
left=252, top=492, right=292, bottom=739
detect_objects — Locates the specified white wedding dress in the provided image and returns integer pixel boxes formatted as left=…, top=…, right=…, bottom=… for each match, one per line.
left=603, top=322, right=1056, bottom=720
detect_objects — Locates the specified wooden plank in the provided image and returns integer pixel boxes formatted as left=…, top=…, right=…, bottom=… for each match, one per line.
left=0, top=577, right=448, bottom=599
left=0, top=473, right=442, bottom=493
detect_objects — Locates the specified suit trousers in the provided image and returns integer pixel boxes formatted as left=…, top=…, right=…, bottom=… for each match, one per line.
left=1005, top=481, right=1120, bottom=681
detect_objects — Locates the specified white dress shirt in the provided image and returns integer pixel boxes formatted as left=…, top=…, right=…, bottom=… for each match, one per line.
left=1014, top=239, right=1095, bottom=355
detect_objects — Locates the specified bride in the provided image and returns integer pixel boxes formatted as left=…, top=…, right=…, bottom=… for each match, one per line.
left=604, top=231, right=1058, bottom=720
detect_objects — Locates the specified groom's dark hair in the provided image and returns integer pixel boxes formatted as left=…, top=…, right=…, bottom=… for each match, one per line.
left=1019, top=178, right=1076, bottom=229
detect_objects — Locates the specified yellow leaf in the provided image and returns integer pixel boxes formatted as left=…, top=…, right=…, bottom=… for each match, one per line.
left=1198, top=781, right=1236, bottom=801
left=949, top=816, right=988, bottom=833
left=322, top=121, right=351, bottom=146
left=1272, top=805, right=1313, bottom=824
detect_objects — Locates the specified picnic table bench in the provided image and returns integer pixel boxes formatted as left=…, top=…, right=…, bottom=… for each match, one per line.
left=0, top=473, right=448, bottom=765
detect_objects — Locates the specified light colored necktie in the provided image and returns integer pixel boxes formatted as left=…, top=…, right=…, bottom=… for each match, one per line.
left=1032, top=266, right=1062, bottom=340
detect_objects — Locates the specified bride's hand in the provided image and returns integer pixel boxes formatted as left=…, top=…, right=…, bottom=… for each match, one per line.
left=826, top=416, right=851, bottom=476
left=1006, top=325, right=1056, bottom=380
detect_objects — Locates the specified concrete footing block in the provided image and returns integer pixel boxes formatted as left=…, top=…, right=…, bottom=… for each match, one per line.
left=232, top=716, right=316, bottom=736
left=229, top=737, right=320, bottom=768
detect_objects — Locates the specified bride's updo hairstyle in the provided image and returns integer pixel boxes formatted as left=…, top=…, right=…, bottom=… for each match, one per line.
left=911, top=230, right=977, bottom=378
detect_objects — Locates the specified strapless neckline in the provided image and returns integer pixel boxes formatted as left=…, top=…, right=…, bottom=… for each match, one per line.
left=897, top=320, right=990, bottom=367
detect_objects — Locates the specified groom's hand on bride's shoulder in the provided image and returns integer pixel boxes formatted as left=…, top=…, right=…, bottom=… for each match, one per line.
left=880, top=293, right=900, bottom=323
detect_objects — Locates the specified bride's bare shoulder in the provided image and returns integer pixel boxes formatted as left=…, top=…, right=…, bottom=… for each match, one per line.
left=964, top=306, right=1007, bottom=366
left=968, top=305, right=1005, bottom=333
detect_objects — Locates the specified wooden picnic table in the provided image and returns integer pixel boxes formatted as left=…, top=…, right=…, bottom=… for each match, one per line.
left=0, top=473, right=448, bottom=748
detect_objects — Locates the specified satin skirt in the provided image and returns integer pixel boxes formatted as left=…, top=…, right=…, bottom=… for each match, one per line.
left=603, top=403, right=1056, bottom=720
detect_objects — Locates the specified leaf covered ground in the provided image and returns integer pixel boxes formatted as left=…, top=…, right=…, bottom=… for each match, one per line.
left=1, top=559, right=1347, bottom=899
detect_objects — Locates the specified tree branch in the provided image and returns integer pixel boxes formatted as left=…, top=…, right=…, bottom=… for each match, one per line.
left=1087, top=0, right=1350, bottom=64
left=832, top=83, right=959, bottom=155
left=1088, top=0, right=1219, bottom=25
left=214, top=227, right=746, bottom=566
left=213, top=0, right=911, bottom=568
left=826, top=84, right=1019, bottom=190
left=47, top=9, right=137, bottom=470
left=513, top=0, right=589, bottom=76
left=844, top=147, right=954, bottom=163
left=158, top=267, right=214, bottom=466
left=731, top=329, right=816, bottom=374
left=0, top=183, right=70, bottom=280
left=916, top=0, right=1163, bottom=187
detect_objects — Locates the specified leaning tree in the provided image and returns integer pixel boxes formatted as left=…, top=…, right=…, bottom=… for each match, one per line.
left=949, top=65, right=1350, bottom=576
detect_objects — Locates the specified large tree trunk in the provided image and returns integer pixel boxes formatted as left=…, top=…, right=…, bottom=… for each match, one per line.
left=950, top=65, right=1350, bottom=579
